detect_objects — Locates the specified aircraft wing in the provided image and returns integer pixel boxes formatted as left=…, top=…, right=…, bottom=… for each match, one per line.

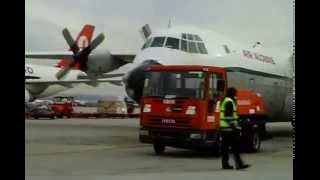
left=112, top=54, right=135, bottom=63
left=25, top=79, right=123, bottom=86
left=25, top=51, right=74, bottom=60
left=78, top=73, right=124, bottom=79
left=25, top=52, right=135, bottom=63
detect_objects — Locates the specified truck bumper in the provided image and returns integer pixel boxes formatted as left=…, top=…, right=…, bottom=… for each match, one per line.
left=139, top=128, right=220, bottom=149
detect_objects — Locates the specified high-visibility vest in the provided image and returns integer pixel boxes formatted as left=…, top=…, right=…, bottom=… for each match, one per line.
left=220, top=97, right=239, bottom=128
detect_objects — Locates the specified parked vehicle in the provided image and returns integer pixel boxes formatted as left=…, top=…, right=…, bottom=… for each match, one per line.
left=51, top=96, right=74, bottom=118
left=29, top=104, right=56, bottom=119
left=139, top=65, right=267, bottom=155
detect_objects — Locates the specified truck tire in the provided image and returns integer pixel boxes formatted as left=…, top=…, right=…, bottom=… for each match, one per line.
left=243, top=127, right=261, bottom=153
left=153, top=143, right=165, bottom=155
left=211, top=135, right=222, bottom=156
left=251, top=129, right=261, bottom=152
left=259, top=122, right=271, bottom=140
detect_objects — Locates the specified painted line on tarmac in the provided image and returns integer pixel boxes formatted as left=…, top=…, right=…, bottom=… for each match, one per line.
left=27, top=144, right=150, bottom=156
left=27, top=145, right=118, bottom=156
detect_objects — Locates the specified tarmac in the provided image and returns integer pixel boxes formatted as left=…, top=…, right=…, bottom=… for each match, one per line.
left=25, top=118, right=293, bottom=180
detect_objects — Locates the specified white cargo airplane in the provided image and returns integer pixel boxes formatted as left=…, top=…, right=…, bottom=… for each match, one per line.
left=25, top=25, right=125, bottom=102
left=25, top=63, right=123, bottom=102
left=122, top=24, right=293, bottom=122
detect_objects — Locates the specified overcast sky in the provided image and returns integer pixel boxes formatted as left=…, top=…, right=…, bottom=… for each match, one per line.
left=25, top=0, right=294, bottom=97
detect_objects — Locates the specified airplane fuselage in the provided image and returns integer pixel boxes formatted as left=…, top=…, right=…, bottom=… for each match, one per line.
left=124, top=26, right=293, bottom=122
left=25, top=63, right=86, bottom=100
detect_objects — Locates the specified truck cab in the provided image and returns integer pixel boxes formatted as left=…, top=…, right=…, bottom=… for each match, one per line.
left=139, top=65, right=266, bottom=155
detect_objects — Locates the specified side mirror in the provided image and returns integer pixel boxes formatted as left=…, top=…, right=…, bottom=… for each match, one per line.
left=217, top=80, right=225, bottom=91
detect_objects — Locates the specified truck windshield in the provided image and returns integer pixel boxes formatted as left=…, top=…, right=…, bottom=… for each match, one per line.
left=143, top=71, right=206, bottom=99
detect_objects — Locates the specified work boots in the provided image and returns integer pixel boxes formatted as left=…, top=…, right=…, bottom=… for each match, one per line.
left=222, top=160, right=234, bottom=169
left=222, top=164, right=234, bottom=170
left=236, top=164, right=251, bottom=170
left=234, top=156, right=251, bottom=170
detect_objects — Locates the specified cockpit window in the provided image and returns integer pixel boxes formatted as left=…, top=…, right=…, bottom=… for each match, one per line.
left=181, top=39, right=188, bottom=52
left=142, top=34, right=208, bottom=54
left=150, top=37, right=166, bottom=47
left=182, top=33, right=187, bottom=39
left=194, top=35, right=202, bottom=41
left=142, top=38, right=153, bottom=50
left=197, top=42, right=208, bottom=54
left=187, top=34, right=194, bottom=40
left=192, top=35, right=198, bottom=41
left=188, top=41, right=198, bottom=53
left=165, top=37, right=180, bottom=50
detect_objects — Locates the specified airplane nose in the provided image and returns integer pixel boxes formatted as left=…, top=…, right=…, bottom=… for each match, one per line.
left=123, top=59, right=161, bottom=103
left=122, top=73, right=129, bottom=86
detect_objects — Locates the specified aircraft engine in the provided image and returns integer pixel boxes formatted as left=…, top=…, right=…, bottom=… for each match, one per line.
left=123, top=60, right=161, bottom=103
left=55, top=29, right=106, bottom=79
left=86, top=50, right=129, bottom=76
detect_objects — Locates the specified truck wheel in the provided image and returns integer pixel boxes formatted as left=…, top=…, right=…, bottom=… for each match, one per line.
left=153, top=143, right=165, bottom=155
left=259, top=123, right=271, bottom=140
left=211, top=135, right=222, bottom=156
left=246, top=128, right=261, bottom=153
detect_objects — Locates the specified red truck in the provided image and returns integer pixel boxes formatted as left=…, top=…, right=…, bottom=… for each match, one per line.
left=51, top=96, right=74, bottom=118
left=139, top=65, right=267, bottom=155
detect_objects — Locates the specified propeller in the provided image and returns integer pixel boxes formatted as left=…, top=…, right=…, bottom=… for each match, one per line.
left=62, top=28, right=79, bottom=54
left=56, top=28, right=105, bottom=80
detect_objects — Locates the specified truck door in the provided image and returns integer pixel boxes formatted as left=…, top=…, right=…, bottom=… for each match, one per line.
left=207, top=73, right=225, bottom=127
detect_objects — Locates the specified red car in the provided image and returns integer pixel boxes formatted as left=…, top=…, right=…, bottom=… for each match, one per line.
left=50, top=96, right=74, bottom=118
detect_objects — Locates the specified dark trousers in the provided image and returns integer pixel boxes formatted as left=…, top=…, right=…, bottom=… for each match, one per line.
left=220, top=129, right=244, bottom=167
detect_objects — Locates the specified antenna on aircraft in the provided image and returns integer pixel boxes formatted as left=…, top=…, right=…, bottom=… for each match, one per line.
left=168, top=17, right=175, bottom=28
left=253, top=41, right=262, bottom=48
left=140, top=24, right=152, bottom=39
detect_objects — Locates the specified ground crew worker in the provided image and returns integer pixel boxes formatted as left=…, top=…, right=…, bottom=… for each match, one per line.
left=220, top=87, right=250, bottom=170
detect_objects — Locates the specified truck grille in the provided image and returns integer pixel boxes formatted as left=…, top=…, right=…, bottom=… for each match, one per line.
left=151, top=131, right=189, bottom=139
left=147, top=118, right=192, bottom=127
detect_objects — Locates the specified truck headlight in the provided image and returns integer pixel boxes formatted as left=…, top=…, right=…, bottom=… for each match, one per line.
left=139, top=130, right=149, bottom=136
left=143, top=104, right=152, bottom=113
left=186, top=106, right=196, bottom=115
left=190, top=133, right=202, bottom=139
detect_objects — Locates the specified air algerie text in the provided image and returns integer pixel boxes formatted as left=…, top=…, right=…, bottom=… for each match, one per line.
left=242, top=50, right=275, bottom=65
